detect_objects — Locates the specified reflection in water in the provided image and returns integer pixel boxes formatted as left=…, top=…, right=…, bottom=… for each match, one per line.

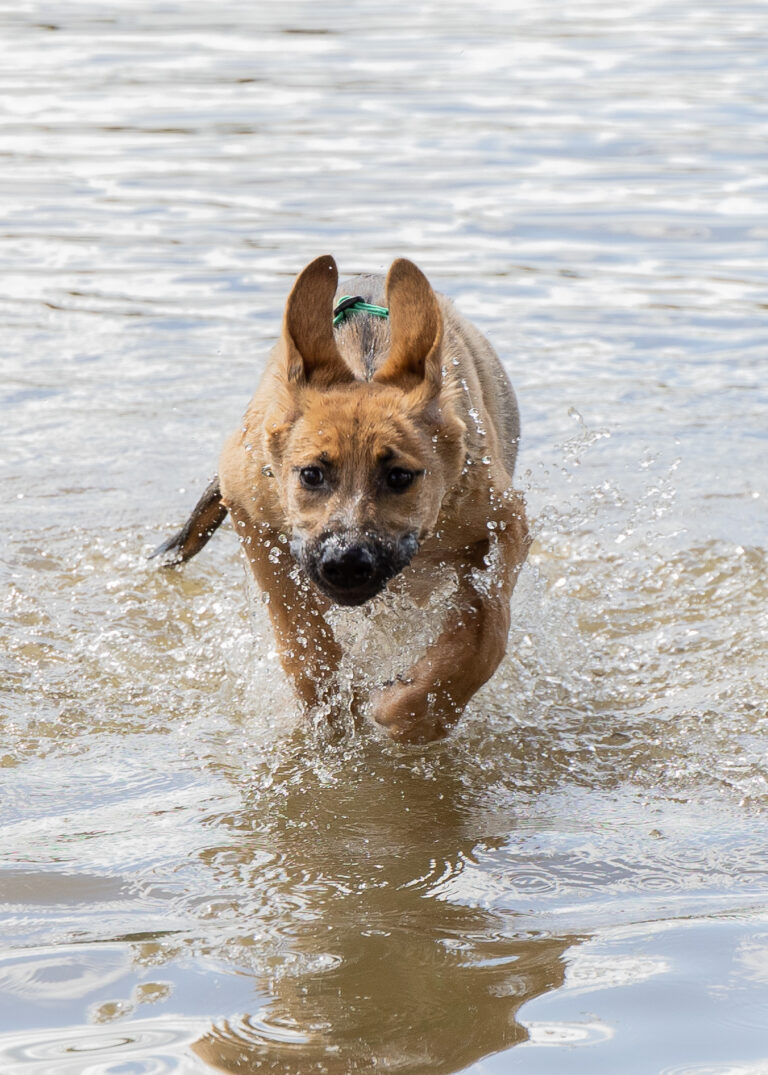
left=189, top=747, right=577, bottom=1073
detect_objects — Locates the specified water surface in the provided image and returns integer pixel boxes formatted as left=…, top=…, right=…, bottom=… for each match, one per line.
left=1, top=2, right=767, bottom=1072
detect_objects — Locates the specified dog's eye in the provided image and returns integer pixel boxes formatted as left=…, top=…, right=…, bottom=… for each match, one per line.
left=299, top=466, right=325, bottom=489
left=386, top=467, right=416, bottom=491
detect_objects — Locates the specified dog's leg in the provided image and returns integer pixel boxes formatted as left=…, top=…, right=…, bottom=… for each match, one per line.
left=371, top=509, right=529, bottom=744
left=150, top=477, right=228, bottom=565
left=233, top=516, right=342, bottom=711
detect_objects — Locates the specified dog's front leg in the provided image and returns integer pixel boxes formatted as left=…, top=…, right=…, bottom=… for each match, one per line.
left=235, top=518, right=342, bottom=712
left=371, top=528, right=527, bottom=744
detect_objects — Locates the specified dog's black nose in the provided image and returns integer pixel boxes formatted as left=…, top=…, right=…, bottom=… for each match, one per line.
left=318, top=543, right=375, bottom=591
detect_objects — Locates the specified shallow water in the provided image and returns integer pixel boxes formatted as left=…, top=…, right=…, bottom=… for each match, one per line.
left=1, top=1, right=767, bottom=1072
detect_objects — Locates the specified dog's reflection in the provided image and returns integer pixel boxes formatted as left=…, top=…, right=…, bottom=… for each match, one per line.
left=190, top=740, right=578, bottom=1073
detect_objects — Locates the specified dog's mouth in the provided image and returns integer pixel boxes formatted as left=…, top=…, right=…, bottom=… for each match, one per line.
left=290, top=530, right=419, bottom=607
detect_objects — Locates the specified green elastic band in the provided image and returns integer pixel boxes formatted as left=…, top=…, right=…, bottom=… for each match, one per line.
left=333, top=296, right=390, bottom=327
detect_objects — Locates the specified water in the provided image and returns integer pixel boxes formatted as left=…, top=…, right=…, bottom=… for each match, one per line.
left=1, top=1, right=767, bottom=1071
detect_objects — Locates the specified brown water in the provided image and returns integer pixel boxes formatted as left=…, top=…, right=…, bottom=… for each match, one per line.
left=2, top=2, right=767, bottom=1072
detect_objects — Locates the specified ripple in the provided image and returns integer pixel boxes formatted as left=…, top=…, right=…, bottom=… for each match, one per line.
left=506, top=868, right=562, bottom=897
left=0, top=945, right=130, bottom=1002
left=525, top=1018, right=614, bottom=1047
left=0, top=1018, right=202, bottom=1074
left=214, top=1010, right=313, bottom=1047
left=631, top=870, right=683, bottom=893
left=400, top=855, right=466, bottom=894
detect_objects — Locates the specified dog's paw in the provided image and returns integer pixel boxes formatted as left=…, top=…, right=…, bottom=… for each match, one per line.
left=369, top=681, right=451, bottom=744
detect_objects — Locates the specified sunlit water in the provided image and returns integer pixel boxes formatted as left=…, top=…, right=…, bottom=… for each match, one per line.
left=1, top=1, right=767, bottom=1072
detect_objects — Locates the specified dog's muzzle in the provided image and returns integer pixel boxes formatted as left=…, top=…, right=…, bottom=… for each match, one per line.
left=290, top=530, right=419, bottom=606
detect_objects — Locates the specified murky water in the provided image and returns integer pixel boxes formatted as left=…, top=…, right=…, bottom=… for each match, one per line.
left=2, top=1, right=767, bottom=1071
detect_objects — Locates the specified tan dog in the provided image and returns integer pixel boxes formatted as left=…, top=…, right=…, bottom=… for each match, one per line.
left=153, top=256, right=529, bottom=742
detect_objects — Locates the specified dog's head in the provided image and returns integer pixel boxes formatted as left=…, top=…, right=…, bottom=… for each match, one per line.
left=262, top=255, right=466, bottom=606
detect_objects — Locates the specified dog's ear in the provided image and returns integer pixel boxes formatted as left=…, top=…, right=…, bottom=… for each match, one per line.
left=282, top=255, right=354, bottom=387
left=374, top=258, right=443, bottom=398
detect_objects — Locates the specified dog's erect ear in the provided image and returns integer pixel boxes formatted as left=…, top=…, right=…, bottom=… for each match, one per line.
left=282, top=255, right=354, bottom=386
left=374, top=258, right=443, bottom=398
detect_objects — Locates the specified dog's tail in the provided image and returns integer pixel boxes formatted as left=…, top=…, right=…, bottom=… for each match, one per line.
left=149, top=476, right=228, bottom=566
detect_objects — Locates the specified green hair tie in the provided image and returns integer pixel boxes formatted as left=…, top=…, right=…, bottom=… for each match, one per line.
left=333, top=295, right=389, bottom=327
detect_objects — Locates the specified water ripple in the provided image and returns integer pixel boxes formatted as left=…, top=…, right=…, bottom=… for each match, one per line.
left=0, top=1019, right=202, bottom=1075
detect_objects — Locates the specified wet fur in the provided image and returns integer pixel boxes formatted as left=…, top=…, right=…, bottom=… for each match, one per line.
left=155, top=256, right=529, bottom=743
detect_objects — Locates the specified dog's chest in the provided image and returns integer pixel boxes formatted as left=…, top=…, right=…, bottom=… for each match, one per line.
left=324, top=567, right=459, bottom=688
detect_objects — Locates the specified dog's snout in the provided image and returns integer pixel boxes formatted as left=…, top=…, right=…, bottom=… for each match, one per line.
left=294, top=529, right=419, bottom=606
left=319, top=542, right=375, bottom=590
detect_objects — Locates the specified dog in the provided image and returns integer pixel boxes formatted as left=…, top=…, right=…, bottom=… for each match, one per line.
left=152, top=256, right=529, bottom=742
